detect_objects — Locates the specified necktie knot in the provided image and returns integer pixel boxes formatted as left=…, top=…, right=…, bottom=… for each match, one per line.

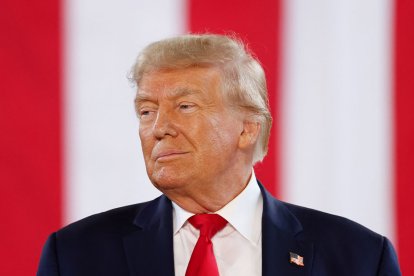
left=188, top=214, right=227, bottom=240
left=186, top=214, right=227, bottom=276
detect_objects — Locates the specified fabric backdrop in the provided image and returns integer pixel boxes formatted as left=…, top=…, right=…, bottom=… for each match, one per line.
left=1, top=0, right=413, bottom=275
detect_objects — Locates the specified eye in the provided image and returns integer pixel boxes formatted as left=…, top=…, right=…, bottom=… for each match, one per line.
left=178, top=102, right=196, bottom=113
left=138, top=108, right=156, bottom=120
left=180, top=104, right=191, bottom=109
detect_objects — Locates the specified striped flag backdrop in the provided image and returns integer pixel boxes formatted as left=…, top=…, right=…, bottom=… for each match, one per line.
left=1, top=0, right=413, bottom=274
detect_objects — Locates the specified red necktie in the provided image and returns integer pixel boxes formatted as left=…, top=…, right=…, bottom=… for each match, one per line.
left=185, top=214, right=228, bottom=276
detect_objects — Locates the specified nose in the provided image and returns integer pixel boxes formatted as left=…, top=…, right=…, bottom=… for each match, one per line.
left=152, top=109, right=178, bottom=139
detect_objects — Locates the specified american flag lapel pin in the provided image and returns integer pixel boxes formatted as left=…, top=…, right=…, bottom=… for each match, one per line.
left=289, top=252, right=304, bottom=267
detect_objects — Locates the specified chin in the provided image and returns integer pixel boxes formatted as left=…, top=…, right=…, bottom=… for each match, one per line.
left=148, top=162, right=199, bottom=192
left=150, top=170, right=188, bottom=192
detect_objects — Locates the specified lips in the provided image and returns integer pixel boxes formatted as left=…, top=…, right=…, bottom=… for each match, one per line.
left=153, top=150, right=189, bottom=161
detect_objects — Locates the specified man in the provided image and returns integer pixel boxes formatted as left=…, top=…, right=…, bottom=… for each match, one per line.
left=38, top=34, right=401, bottom=275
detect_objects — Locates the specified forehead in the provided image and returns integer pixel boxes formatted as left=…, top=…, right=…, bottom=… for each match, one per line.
left=137, top=67, right=223, bottom=99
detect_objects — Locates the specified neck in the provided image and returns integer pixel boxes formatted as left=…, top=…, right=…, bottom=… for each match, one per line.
left=165, top=167, right=253, bottom=214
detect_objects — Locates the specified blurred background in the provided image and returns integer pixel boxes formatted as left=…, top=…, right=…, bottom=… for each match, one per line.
left=1, top=0, right=413, bottom=274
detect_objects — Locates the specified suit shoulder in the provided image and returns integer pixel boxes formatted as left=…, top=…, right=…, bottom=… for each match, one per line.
left=283, top=201, right=384, bottom=243
left=277, top=202, right=400, bottom=275
left=39, top=198, right=168, bottom=275
left=57, top=198, right=157, bottom=238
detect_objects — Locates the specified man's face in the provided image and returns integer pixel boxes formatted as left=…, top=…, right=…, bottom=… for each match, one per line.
left=136, top=67, right=246, bottom=197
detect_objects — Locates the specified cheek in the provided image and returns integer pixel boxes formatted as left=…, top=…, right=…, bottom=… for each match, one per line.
left=139, top=128, right=154, bottom=160
left=202, top=117, right=241, bottom=152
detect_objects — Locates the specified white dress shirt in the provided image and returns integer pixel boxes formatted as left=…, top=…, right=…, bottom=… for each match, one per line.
left=172, top=171, right=263, bottom=276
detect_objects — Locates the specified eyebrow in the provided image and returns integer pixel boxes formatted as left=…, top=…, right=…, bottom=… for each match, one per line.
left=135, top=87, right=204, bottom=106
left=134, top=94, right=152, bottom=107
left=168, top=87, right=203, bottom=99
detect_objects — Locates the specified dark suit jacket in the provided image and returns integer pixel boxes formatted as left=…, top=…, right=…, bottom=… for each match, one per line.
left=38, top=183, right=401, bottom=275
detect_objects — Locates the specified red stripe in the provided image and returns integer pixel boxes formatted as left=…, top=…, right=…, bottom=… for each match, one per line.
left=394, top=0, right=414, bottom=274
left=0, top=0, right=62, bottom=274
left=187, top=0, right=281, bottom=195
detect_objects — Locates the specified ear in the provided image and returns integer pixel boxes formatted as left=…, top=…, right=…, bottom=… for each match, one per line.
left=238, top=120, right=260, bottom=149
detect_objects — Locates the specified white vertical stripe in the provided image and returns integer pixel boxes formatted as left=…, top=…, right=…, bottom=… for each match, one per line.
left=64, top=0, right=186, bottom=223
left=281, top=0, right=394, bottom=238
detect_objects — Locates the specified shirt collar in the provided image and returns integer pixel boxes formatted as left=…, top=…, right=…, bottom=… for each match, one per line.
left=172, top=170, right=263, bottom=245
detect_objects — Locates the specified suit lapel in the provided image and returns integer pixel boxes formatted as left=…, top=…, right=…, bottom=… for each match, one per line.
left=121, top=183, right=314, bottom=276
left=260, top=184, right=314, bottom=276
left=123, top=196, right=175, bottom=276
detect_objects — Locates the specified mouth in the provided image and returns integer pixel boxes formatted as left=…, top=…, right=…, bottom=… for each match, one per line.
left=154, top=151, right=189, bottom=162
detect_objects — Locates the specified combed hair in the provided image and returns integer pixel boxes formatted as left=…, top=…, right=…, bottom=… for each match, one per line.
left=130, top=34, right=272, bottom=164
